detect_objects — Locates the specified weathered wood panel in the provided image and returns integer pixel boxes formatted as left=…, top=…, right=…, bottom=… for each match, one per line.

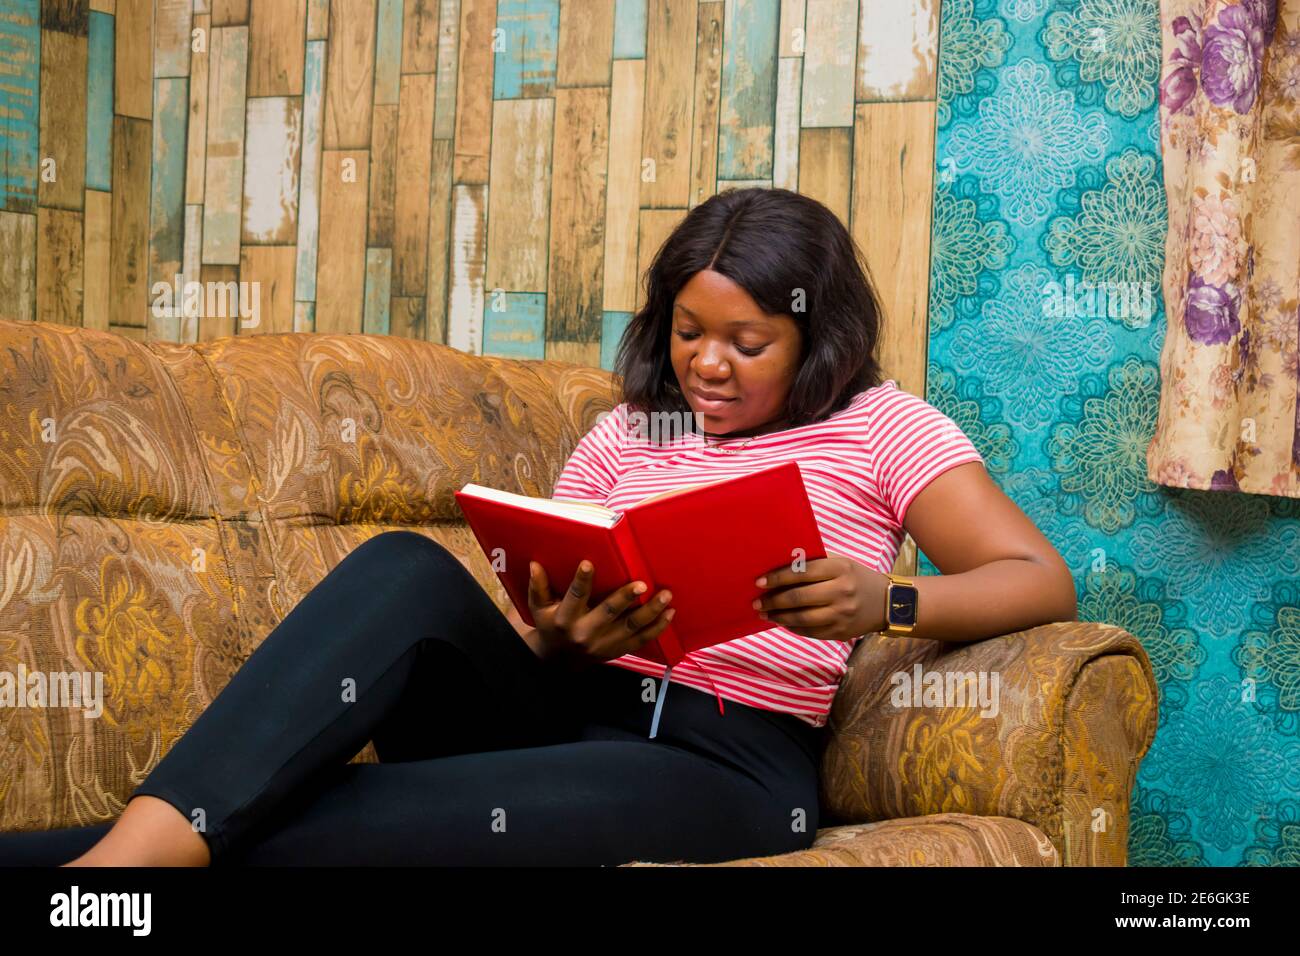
left=393, top=72, right=435, bottom=295
left=82, top=188, right=111, bottom=330
left=445, top=181, right=486, bottom=352
left=153, top=0, right=192, bottom=78
left=362, top=246, right=392, bottom=333
left=324, top=0, right=375, bottom=149
left=294, top=39, right=325, bottom=303
left=423, top=136, right=454, bottom=341
left=374, top=0, right=402, bottom=100
left=801, top=0, right=855, bottom=127
left=202, top=25, right=248, bottom=264
left=0, top=211, right=37, bottom=320
left=718, top=0, right=778, bottom=180
left=149, top=76, right=189, bottom=339
left=0, top=1, right=41, bottom=212
left=857, top=0, right=938, bottom=102
left=452, top=0, right=494, bottom=184
left=248, top=0, right=306, bottom=96
left=36, top=206, right=82, bottom=324
left=109, top=114, right=151, bottom=328
left=86, top=10, right=114, bottom=192
left=547, top=86, right=607, bottom=345
left=557, top=0, right=612, bottom=88
left=242, top=95, right=303, bottom=245
left=315, top=149, right=368, bottom=333
left=389, top=294, right=424, bottom=339
left=402, top=0, right=438, bottom=74
left=797, top=125, right=850, bottom=225
left=773, top=54, right=801, bottom=190
left=850, top=101, right=935, bottom=399
left=485, top=96, right=552, bottom=294
left=186, top=13, right=210, bottom=203
left=433, top=0, right=459, bottom=139
left=239, top=244, right=296, bottom=333
left=640, top=0, right=693, bottom=207
left=493, top=0, right=558, bottom=99
left=114, top=0, right=152, bottom=119
left=602, top=57, right=642, bottom=312
left=634, top=207, right=684, bottom=312
left=37, top=26, right=87, bottom=210
left=689, top=2, right=723, bottom=209
left=212, top=0, right=248, bottom=26
left=198, top=263, right=239, bottom=339
left=366, top=102, right=397, bottom=247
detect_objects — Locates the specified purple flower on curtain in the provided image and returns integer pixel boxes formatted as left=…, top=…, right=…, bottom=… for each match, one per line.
left=1237, top=327, right=1255, bottom=372
left=1210, top=469, right=1241, bottom=491
left=1202, top=0, right=1276, bottom=114
left=1162, top=16, right=1203, bottom=114
left=1185, top=273, right=1242, bottom=344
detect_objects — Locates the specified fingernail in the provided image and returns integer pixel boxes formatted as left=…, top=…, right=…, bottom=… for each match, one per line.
left=581, top=561, right=591, bottom=573
left=755, top=576, right=767, bottom=586
left=660, top=593, right=672, bottom=604
left=751, top=598, right=761, bottom=610
left=633, top=582, right=647, bottom=594
left=665, top=608, right=676, bottom=620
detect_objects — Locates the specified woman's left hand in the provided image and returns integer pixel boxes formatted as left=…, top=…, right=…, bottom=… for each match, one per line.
left=751, top=550, right=887, bottom=641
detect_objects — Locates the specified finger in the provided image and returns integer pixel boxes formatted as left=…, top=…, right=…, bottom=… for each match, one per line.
left=760, top=604, right=840, bottom=629
left=555, top=559, right=596, bottom=626
left=630, top=604, right=676, bottom=646
left=618, top=588, right=673, bottom=633
left=754, top=556, right=837, bottom=590
left=527, top=560, right=552, bottom=610
left=755, top=578, right=843, bottom=613
left=585, top=578, right=650, bottom=627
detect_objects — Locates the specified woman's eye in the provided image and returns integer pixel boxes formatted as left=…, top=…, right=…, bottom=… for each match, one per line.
left=674, top=330, right=765, bottom=357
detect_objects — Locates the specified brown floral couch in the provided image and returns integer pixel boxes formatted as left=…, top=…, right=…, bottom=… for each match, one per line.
left=0, top=319, right=1158, bottom=866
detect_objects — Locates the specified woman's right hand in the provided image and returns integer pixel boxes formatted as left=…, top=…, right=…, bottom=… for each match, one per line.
left=526, top=559, right=675, bottom=666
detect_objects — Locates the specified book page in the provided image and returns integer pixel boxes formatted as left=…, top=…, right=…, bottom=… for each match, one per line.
left=459, top=484, right=620, bottom=527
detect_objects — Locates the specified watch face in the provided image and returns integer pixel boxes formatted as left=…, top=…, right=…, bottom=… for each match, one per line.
left=888, top=584, right=918, bottom=627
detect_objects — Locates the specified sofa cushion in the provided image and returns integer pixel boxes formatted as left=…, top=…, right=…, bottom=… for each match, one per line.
left=620, top=813, right=1060, bottom=866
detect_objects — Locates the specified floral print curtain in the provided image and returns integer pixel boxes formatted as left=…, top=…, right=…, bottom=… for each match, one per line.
left=1146, top=0, right=1300, bottom=497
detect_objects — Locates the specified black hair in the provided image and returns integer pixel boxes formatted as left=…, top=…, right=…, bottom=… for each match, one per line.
left=612, top=187, right=886, bottom=438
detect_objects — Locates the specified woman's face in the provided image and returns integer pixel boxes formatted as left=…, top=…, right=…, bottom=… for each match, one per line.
left=669, top=269, right=803, bottom=437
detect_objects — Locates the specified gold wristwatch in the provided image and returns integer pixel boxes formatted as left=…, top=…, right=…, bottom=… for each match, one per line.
left=883, top=573, right=919, bottom=636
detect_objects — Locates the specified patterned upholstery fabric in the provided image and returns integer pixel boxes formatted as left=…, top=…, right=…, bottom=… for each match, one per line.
left=625, top=814, right=1060, bottom=866
left=0, top=320, right=1158, bottom=865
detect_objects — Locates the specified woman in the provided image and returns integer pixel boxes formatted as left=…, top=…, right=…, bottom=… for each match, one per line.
left=0, top=188, right=1076, bottom=866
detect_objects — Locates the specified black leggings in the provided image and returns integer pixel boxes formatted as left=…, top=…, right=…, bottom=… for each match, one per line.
left=0, top=530, right=825, bottom=866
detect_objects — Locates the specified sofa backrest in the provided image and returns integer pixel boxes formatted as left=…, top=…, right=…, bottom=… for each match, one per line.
left=0, top=320, right=617, bottom=832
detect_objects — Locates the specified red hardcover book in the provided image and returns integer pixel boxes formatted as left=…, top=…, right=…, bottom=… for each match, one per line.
left=453, top=460, right=827, bottom=666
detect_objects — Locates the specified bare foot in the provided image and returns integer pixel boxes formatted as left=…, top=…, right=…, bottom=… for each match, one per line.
left=61, top=796, right=212, bottom=867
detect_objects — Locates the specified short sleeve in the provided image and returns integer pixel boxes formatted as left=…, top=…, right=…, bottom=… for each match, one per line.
left=870, top=385, right=984, bottom=525
left=550, top=403, right=627, bottom=505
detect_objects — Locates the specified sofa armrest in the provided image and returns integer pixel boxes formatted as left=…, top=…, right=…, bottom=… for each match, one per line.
left=820, top=620, right=1159, bottom=866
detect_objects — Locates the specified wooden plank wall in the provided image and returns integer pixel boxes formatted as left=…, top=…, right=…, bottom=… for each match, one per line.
left=3, top=0, right=941, bottom=392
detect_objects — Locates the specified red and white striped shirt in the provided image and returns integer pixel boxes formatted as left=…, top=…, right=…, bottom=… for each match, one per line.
left=550, top=380, right=984, bottom=728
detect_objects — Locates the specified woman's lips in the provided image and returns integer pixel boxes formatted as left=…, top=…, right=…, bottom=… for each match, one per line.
left=690, top=388, right=736, bottom=412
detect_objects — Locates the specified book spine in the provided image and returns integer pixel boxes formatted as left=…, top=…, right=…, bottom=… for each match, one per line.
left=611, top=515, right=686, bottom=666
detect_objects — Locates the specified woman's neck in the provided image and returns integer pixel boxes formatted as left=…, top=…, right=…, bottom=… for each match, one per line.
left=703, top=416, right=788, bottom=440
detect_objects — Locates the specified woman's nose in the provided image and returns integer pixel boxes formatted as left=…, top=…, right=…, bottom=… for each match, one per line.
left=692, top=343, right=731, bottom=377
